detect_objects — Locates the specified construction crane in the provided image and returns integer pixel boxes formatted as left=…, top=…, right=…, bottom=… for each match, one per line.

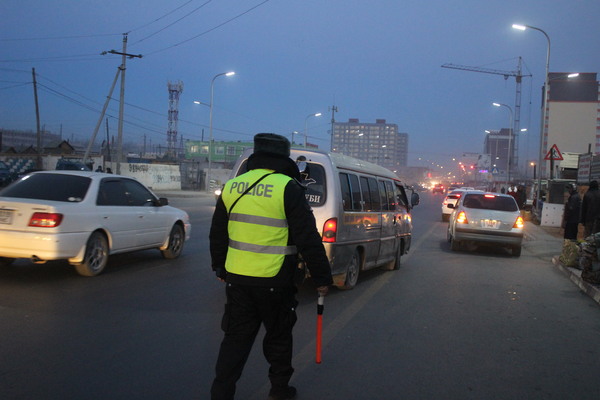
left=441, top=57, right=531, bottom=177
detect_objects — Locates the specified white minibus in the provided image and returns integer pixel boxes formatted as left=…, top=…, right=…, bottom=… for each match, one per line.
left=229, top=148, right=419, bottom=289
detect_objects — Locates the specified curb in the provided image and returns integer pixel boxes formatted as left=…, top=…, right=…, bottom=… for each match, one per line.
left=552, top=256, right=600, bottom=306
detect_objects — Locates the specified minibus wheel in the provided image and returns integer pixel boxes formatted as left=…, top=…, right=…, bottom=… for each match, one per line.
left=340, top=249, right=360, bottom=290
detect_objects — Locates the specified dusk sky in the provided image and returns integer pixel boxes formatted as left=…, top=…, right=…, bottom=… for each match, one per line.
left=2, top=0, right=599, bottom=174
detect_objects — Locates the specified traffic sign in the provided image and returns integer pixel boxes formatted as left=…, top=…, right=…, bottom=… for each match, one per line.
left=544, top=144, right=563, bottom=161
left=491, top=167, right=499, bottom=175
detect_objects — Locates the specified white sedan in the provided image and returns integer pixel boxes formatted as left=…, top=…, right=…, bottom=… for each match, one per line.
left=446, top=191, right=524, bottom=257
left=441, top=188, right=478, bottom=222
left=0, top=171, right=191, bottom=276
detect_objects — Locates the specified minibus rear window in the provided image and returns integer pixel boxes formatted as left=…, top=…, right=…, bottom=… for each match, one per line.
left=234, top=159, right=326, bottom=207
left=300, top=163, right=326, bottom=207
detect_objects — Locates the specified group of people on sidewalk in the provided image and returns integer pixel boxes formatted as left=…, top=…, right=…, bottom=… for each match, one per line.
left=491, top=184, right=527, bottom=210
left=563, top=180, right=600, bottom=240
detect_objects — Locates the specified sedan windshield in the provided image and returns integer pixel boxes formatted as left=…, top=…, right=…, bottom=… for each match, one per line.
left=0, top=174, right=90, bottom=202
left=463, top=193, right=518, bottom=212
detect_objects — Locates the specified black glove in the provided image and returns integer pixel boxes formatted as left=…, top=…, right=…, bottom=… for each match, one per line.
left=214, top=268, right=227, bottom=280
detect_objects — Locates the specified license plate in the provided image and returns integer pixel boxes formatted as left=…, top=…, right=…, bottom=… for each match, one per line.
left=0, top=209, right=13, bottom=224
left=481, top=219, right=500, bottom=229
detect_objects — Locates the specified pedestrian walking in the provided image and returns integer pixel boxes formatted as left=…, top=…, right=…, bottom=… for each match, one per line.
left=209, top=133, right=332, bottom=400
left=563, top=183, right=581, bottom=240
left=515, top=185, right=527, bottom=210
left=580, top=180, right=600, bottom=237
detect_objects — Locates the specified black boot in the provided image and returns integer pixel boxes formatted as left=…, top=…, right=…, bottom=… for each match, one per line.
left=267, top=385, right=297, bottom=400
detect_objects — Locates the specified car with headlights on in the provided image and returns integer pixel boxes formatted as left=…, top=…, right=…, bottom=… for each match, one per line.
left=432, top=183, right=445, bottom=194
left=0, top=171, right=191, bottom=276
left=441, top=188, right=479, bottom=222
left=446, top=191, right=524, bottom=256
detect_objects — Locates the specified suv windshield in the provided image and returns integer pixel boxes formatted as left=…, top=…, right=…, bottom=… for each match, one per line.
left=0, top=173, right=90, bottom=202
left=463, top=193, right=518, bottom=212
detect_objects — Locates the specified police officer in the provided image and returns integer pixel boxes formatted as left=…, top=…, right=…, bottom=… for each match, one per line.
left=209, top=133, right=332, bottom=400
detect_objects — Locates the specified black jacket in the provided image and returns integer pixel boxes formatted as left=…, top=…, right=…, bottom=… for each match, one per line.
left=581, top=185, right=600, bottom=225
left=564, top=192, right=581, bottom=224
left=209, top=154, right=332, bottom=288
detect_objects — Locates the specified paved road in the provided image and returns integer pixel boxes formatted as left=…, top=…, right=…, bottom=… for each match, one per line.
left=1, top=192, right=599, bottom=399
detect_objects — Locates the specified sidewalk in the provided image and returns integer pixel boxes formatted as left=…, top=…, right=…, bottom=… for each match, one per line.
left=524, top=221, right=600, bottom=305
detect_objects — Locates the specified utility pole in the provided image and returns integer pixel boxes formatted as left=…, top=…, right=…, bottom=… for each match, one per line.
left=32, top=68, right=42, bottom=169
left=105, top=118, right=111, bottom=163
left=328, top=105, right=338, bottom=152
left=101, top=33, right=142, bottom=174
left=84, top=67, right=120, bottom=164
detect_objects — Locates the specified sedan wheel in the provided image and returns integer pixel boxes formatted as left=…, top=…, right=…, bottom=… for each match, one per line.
left=0, top=257, right=15, bottom=267
left=512, top=245, right=522, bottom=257
left=450, top=236, right=461, bottom=252
left=161, top=224, right=185, bottom=259
left=339, top=249, right=360, bottom=290
left=75, top=232, right=108, bottom=277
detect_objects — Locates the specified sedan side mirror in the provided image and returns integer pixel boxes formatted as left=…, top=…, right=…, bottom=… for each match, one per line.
left=158, top=197, right=169, bottom=206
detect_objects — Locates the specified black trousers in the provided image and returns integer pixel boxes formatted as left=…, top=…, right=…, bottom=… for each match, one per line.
left=211, top=283, right=298, bottom=400
left=564, top=222, right=579, bottom=240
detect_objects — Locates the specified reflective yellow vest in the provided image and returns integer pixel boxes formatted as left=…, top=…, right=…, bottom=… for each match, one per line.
left=222, top=169, right=297, bottom=277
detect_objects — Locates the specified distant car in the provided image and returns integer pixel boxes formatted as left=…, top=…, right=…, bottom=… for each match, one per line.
left=441, top=188, right=481, bottom=222
left=0, top=171, right=191, bottom=276
left=0, top=161, right=17, bottom=187
left=214, top=184, right=224, bottom=200
left=447, top=191, right=524, bottom=257
left=432, top=183, right=445, bottom=194
left=56, top=159, right=91, bottom=171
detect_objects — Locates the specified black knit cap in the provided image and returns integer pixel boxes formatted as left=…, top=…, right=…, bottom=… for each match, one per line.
left=253, top=133, right=290, bottom=158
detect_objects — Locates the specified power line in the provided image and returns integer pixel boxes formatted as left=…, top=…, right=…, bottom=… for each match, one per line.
left=0, top=53, right=116, bottom=63
left=0, top=33, right=120, bottom=42
left=131, top=0, right=212, bottom=45
left=0, top=82, right=30, bottom=90
left=129, top=0, right=197, bottom=32
left=144, top=0, right=271, bottom=56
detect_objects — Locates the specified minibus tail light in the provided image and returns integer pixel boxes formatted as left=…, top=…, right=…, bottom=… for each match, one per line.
left=322, top=218, right=337, bottom=243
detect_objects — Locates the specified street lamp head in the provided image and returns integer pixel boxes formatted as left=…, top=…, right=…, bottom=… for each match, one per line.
left=225, top=71, right=235, bottom=77
left=567, top=73, right=579, bottom=78
left=315, top=112, right=322, bottom=117
left=492, top=102, right=501, bottom=107
left=512, top=24, right=527, bottom=31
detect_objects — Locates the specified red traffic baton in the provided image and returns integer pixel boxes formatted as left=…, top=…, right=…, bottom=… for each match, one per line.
left=316, top=294, right=324, bottom=364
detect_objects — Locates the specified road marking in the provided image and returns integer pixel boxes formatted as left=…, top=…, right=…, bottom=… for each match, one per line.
left=249, top=223, right=439, bottom=399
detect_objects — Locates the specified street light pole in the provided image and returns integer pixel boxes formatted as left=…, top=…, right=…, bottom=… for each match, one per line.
left=513, top=23, right=550, bottom=213
left=493, top=103, right=514, bottom=184
left=207, top=71, right=235, bottom=193
left=304, top=112, right=322, bottom=148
